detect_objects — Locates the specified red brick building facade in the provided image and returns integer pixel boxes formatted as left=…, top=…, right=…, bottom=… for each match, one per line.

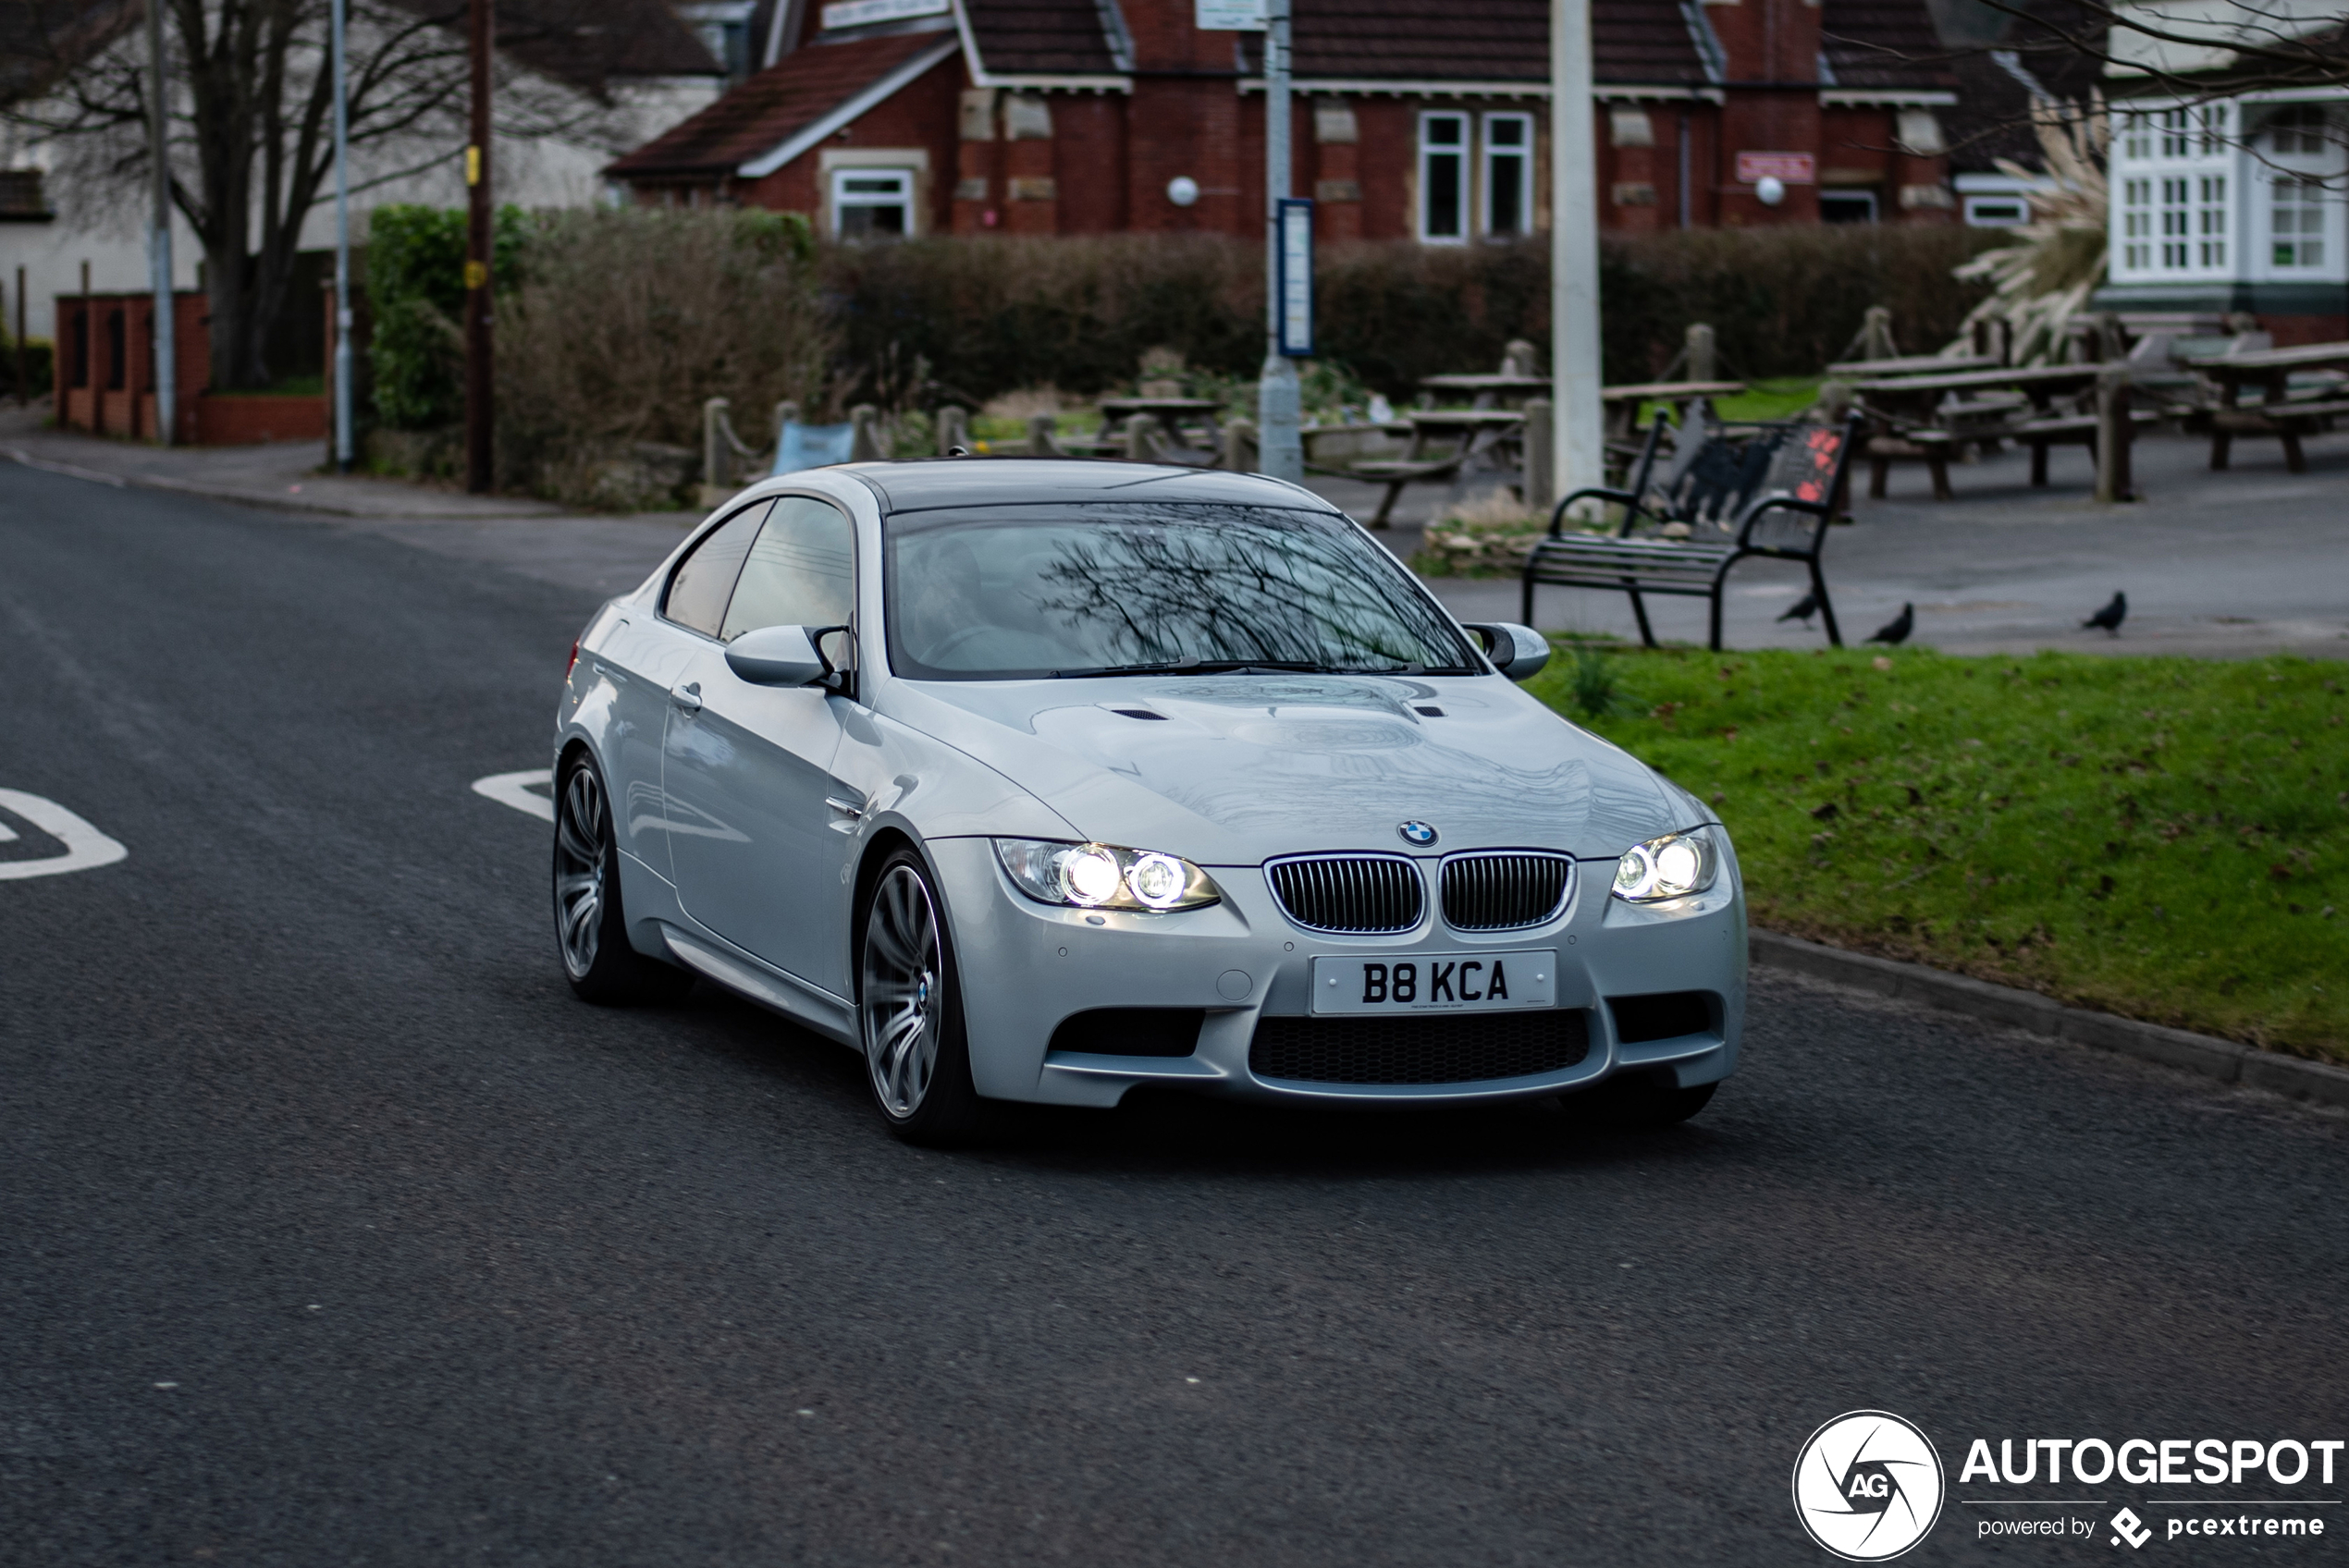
left=608, top=0, right=1958, bottom=239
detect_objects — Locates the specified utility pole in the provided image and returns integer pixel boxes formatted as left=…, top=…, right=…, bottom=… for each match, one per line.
left=146, top=0, right=174, bottom=445
left=1254, top=0, right=1301, bottom=483
left=463, top=0, right=493, bottom=493
left=332, top=0, right=353, bottom=472
left=1550, top=0, right=1604, bottom=502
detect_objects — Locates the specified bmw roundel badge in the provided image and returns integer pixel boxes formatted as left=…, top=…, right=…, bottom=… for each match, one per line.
left=1397, top=820, right=1438, bottom=848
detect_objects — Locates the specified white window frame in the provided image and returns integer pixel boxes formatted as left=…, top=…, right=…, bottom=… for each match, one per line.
left=1418, top=111, right=1470, bottom=244
left=829, top=165, right=916, bottom=239
left=2253, top=104, right=2344, bottom=281
left=2109, top=101, right=2235, bottom=283
left=1481, top=112, right=1534, bottom=238
left=1819, top=190, right=1879, bottom=225
left=1962, top=194, right=2027, bottom=227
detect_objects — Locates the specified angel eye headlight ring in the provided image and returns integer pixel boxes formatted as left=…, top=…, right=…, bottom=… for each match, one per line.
left=993, top=839, right=1222, bottom=913
left=1611, top=829, right=1717, bottom=903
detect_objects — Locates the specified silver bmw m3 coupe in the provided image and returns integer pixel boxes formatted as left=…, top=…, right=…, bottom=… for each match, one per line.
left=551, top=460, right=1745, bottom=1142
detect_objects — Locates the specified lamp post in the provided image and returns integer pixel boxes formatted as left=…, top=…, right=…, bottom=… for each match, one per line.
left=1254, top=0, right=1301, bottom=482
left=145, top=0, right=174, bottom=445
left=332, top=0, right=352, bottom=472
left=1550, top=0, right=1604, bottom=500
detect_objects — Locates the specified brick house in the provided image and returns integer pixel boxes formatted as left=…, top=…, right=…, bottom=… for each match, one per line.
left=607, top=0, right=1960, bottom=239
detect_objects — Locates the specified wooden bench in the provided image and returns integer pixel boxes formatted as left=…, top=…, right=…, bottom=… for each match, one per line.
left=1520, top=413, right=1863, bottom=651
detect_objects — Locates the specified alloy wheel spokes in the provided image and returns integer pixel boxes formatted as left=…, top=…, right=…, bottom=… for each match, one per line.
left=864, top=866, right=942, bottom=1118
left=555, top=767, right=606, bottom=974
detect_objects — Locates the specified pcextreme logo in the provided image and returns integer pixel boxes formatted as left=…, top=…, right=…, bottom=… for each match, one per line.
left=1793, top=1410, right=1947, bottom=1562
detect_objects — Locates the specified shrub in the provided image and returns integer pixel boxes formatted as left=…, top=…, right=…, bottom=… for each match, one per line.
left=494, top=207, right=831, bottom=506
left=367, top=202, right=528, bottom=430
left=812, top=227, right=2000, bottom=407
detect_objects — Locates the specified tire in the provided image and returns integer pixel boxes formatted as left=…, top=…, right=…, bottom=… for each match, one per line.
left=857, top=850, right=991, bottom=1145
left=554, top=753, right=694, bottom=1006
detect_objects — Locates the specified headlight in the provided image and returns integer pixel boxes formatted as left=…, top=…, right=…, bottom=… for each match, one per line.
left=1612, top=828, right=1718, bottom=903
left=994, top=839, right=1223, bottom=912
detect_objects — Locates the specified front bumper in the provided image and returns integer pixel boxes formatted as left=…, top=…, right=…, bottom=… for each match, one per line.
left=927, top=837, right=1748, bottom=1109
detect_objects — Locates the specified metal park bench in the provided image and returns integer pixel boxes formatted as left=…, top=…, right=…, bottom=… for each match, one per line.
left=1519, top=412, right=1863, bottom=651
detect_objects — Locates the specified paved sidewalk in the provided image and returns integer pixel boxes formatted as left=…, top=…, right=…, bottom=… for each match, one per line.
left=0, top=403, right=565, bottom=521
left=10, top=399, right=2343, bottom=658
left=1330, top=424, right=2349, bottom=660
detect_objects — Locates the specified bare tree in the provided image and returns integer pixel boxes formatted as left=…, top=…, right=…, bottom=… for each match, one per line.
left=10, top=0, right=621, bottom=389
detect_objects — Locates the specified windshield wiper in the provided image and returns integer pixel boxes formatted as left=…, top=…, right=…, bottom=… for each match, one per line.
left=1052, top=658, right=1334, bottom=679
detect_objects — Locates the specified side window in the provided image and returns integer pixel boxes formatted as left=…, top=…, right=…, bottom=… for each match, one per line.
left=720, top=496, right=856, bottom=646
left=663, top=500, right=771, bottom=637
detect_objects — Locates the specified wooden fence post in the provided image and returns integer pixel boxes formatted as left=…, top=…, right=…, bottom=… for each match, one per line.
left=1027, top=412, right=1061, bottom=457
left=1521, top=397, right=1555, bottom=512
left=2096, top=366, right=2134, bottom=504
left=849, top=404, right=885, bottom=462
left=702, top=397, right=731, bottom=491
left=936, top=404, right=969, bottom=455
left=1684, top=324, right=1715, bottom=383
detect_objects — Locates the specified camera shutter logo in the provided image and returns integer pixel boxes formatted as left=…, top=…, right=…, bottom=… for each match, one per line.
left=1791, top=1410, right=1946, bottom=1561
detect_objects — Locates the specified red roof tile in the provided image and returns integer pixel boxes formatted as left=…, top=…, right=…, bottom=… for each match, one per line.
left=608, top=29, right=953, bottom=178
left=965, top=0, right=1125, bottom=75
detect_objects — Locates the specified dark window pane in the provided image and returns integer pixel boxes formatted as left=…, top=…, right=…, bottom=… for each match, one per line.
left=1427, top=116, right=1464, bottom=147
left=664, top=500, right=771, bottom=637
left=1489, top=153, right=1524, bottom=233
left=722, top=496, right=856, bottom=642
left=1489, top=117, right=1525, bottom=147
left=1428, top=153, right=1462, bottom=237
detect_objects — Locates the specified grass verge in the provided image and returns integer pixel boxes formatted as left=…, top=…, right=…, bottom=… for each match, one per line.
left=1522, top=645, right=2349, bottom=1062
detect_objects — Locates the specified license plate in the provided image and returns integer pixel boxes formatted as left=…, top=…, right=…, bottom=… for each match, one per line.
left=1310, top=950, right=1556, bottom=1015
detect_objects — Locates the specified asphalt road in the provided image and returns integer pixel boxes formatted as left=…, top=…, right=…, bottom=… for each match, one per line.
left=3, top=465, right=2344, bottom=1567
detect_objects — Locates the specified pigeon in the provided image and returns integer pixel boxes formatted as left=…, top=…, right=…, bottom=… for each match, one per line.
left=1777, top=590, right=1821, bottom=626
left=1866, top=603, right=1914, bottom=646
left=2084, top=591, right=2127, bottom=636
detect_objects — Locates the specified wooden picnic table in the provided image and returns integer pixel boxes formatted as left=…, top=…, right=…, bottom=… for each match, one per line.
left=1850, top=363, right=2122, bottom=500
left=1418, top=374, right=1555, bottom=408
left=1096, top=395, right=1226, bottom=462
left=2176, top=339, right=2349, bottom=472
left=1825, top=353, right=1997, bottom=379
left=1599, top=379, right=1746, bottom=443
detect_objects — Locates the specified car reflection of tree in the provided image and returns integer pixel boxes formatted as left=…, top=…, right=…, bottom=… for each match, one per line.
left=1026, top=508, right=1458, bottom=671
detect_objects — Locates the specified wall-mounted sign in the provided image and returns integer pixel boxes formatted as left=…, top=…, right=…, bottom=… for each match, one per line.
left=1276, top=198, right=1314, bottom=357
left=1734, top=152, right=1815, bottom=185
left=1196, top=0, right=1267, bottom=30
left=821, top=0, right=948, bottom=31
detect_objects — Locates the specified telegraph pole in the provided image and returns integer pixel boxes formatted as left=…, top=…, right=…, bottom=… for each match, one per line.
left=332, top=0, right=353, bottom=472
left=463, top=0, right=493, bottom=493
left=146, top=0, right=175, bottom=445
left=1550, top=0, right=1604, bottom=500
left=1254, top=0, right=1301, bottom=483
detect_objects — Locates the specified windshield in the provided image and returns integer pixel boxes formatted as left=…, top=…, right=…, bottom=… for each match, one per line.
left=883, top=503, right=1479, bottom=681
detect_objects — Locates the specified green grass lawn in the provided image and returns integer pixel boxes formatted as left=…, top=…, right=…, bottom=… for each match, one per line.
left=1522, top=646, right=2349, bottom=1061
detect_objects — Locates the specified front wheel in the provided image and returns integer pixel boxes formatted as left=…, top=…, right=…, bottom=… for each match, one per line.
left=858, top=851, right=990, bottom=1145
left=554, top=753, right=693, bottom=1006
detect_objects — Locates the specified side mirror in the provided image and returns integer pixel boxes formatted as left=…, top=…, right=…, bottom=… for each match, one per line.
left=1461, top=622, right=1551, bottom=682
left=725, top=624, right=829, bottom=687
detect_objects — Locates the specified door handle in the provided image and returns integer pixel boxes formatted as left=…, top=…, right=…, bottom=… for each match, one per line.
left=669, top=680, right=703, bottom=714
left=825, top=795, right=866, bottom=820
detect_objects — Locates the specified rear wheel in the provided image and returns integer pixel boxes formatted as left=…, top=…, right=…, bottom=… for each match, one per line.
left=555, top=753, right=693, bottom=1006
left=858, top=851, right=990, bottom=1145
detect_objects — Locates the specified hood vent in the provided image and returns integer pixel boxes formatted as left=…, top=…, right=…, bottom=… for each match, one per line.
left=1264, top=854, right=1424, bottom=934
left=1440, top=851, right=1574, bottom=931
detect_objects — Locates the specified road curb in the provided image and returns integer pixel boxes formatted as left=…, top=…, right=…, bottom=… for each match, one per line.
left=1749, top=929, right=2349, bottom=1110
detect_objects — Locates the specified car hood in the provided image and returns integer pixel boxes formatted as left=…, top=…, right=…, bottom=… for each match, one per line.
left=879, top=673, right=1692, bottom=865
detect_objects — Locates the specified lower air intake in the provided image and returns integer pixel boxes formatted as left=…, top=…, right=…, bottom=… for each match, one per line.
left=1248, top=1010, right=1591, bottom=1085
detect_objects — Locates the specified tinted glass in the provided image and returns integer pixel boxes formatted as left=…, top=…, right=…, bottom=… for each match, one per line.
left=664, top=501, right=770, bottom=637
left=884, top=504, right=1477, bottom=680
left=721, top=496, right=855, bottom=643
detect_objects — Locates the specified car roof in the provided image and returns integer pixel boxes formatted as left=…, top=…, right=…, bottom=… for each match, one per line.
left=843, top=458, right=1339, bottom=516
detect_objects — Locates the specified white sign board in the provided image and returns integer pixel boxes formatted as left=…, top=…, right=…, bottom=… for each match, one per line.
left=1196, top=0, right=1266, bottom=30
left=821, top=0, right=949, bottom=31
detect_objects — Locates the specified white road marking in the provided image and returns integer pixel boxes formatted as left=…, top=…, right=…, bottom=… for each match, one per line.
left=472, top=769, right=555, bottom=823
left=0, top=790, right=129, bottom=881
